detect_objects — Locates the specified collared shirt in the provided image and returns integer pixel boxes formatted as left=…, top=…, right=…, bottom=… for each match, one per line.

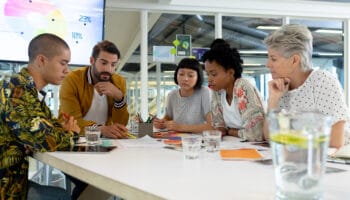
left=84, top=67, right=108, bottom=124
left=58, top=66, right=129, bottom=130
left=86, top=66, right=126, bottom=109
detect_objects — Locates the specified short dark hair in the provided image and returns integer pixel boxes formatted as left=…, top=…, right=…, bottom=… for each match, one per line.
left=174, top=58, right=203, bottom=90
left=28, top=33, right=70, bottom=63
left=202, top=40, right=243, bottom=79
left=91, top=40, right=120, bottom=60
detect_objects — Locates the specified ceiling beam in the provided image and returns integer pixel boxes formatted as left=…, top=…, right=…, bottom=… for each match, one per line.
left=116, top=13, right=162, bottom=72
left=106, top=0, right=350, bottom=19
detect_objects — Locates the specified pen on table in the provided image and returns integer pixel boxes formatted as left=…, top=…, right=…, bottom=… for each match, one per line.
left=327, top=158, right=350, bottom=165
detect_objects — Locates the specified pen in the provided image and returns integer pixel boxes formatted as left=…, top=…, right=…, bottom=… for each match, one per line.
left=327, top=158, right=350, bottom=165
left=127, top=132, right=137, bottom=139
left=111, top=121, right=134, bottom=139
left=146, top=113, right=156, bottom=123
left=136, top=113, right=143, bottom=123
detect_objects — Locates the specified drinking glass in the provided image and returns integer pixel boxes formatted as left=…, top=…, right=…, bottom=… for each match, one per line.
left=203, top=130, right=221, bottom=152
left=268, top=110, right=331, bottom=200
left=181, top=135, right=202, bottom=159
left=85, top=126, right=101, bottom=145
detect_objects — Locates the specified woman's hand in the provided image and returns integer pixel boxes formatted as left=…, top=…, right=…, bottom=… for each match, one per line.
left=267, top=77, right=290, bottom=110
left=153, top=118, right=166, bottom=129
left=165, top=120, right=180, bottom=131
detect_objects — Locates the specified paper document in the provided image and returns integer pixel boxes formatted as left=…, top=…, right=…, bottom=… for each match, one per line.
left=330, top=144, right=350, bottom=158
left=117, top=135, right=165, bottom=148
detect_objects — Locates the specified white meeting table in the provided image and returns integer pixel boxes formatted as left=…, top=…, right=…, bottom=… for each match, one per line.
left=34, top=136, right=350, bottom=200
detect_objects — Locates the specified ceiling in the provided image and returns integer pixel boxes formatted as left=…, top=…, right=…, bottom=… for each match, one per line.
left=103, top=0, right=347, bottom=74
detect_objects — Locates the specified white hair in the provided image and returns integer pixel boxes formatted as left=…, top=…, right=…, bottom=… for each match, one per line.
left=263, top=24, right=313, bottom=71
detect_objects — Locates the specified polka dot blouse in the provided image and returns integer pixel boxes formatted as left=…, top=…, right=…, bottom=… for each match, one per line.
left=279, top=70, right=350, bottom=124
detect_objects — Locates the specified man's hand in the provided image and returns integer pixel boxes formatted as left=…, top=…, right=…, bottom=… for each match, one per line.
left=100, top=123, right=128, bottom=139
left=62, top=115, right=80, bottom=133
left=95, top=82, right=123, bottom=101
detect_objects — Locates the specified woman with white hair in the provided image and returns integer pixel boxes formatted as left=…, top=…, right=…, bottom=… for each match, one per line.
left=263, top=24, right=350, bottom=148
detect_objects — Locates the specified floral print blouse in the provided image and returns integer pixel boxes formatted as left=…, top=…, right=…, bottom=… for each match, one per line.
left=211, top=78, right=265, bottom=141
left=0, top=68, right=73, bottom=200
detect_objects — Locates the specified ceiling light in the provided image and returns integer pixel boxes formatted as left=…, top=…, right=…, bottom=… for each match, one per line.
left=317, top=52, right=343, bottom=56
left=239, top=50, right=267, bottom=54
left=315, top=29, right=342, bottom=34
left=256, top=26, right=281, bottom=30
left=243, top=70, right=256, bottom=74
left=242, top=63, right=262, bottom=66
left=196, top=15, right=203, bottom=21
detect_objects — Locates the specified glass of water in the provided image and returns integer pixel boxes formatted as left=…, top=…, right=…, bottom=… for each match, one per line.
left=181, top=135, right=202, bottom=159
left=85, top=125, right=101, bottom=145
left=203, top=130, right=221, bottom=152
left=268, top=110, right=331, bottom=200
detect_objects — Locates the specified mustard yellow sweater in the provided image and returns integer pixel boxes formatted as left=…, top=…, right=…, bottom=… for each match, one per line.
left=59, top=67, right=129, bottom=134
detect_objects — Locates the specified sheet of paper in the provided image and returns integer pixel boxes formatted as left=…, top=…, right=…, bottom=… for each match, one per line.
left=116, top=135, right=166, bottom=148
left=333, top=144, right=350, bottom=158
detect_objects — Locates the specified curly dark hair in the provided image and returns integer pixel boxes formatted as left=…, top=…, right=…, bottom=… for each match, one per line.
left=91, top=40, right=120, bottom=60
left=202, top=39, right=243, bottom=79
left=174, top=58, right=204, bottom=90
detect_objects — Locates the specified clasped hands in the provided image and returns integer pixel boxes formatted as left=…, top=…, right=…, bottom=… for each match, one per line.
left=94, top=82, right=123, bottom=101
left=153, top=118, right=180, bottom=131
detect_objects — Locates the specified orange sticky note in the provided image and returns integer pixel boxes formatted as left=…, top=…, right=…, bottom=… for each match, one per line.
left=163, top=139, right=182, bottom=145
left=220, top=148, right=263, bottom=160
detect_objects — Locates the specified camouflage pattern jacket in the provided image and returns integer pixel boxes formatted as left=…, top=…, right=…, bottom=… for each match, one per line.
left=0, top=68, right=73, bottom=200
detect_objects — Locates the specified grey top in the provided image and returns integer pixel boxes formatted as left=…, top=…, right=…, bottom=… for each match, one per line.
left=165, top=86, right=210, bottom=125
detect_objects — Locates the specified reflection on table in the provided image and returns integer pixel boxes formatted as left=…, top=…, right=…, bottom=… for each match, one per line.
left=34, top=136, right=350, bottom=200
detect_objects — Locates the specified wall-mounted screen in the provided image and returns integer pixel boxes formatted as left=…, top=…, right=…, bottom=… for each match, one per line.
left=0, top=0, right=105, bottom=65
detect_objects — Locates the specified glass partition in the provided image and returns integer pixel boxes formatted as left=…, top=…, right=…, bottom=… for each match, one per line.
left=290, top=18, right=344, bottom=86
left=122, top=13, right=215, bottom=118
left=221, top=16, right=283, bottom=101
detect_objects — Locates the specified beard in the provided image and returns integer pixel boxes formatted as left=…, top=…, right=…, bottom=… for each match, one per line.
left=98, top=71, right=112, bottom=82
left=91, top=64, right=112, bottom=82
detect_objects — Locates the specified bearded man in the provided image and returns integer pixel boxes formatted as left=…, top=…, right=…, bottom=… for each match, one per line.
left=59, top=40, right=129, bottom=139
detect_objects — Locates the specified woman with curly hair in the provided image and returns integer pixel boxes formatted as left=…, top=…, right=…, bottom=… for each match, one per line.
left=203, top=39, right=265, bottom=141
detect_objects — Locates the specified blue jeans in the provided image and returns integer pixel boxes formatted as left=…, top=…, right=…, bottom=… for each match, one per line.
left=27, top=180, right=70, bottom=200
